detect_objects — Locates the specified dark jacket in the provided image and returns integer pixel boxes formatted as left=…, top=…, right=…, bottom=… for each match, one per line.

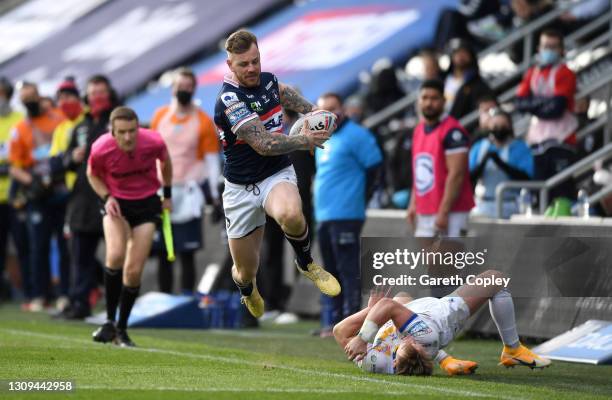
left=448, top=71, right=492, bottom=123
left=63, top=110, right=111, bottom=234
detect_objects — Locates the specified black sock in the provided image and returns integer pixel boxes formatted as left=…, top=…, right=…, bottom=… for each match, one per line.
left=232, top=277, right=253, bottom=297
left=285, top=226, right=313, bottom=270
left=117, top=285, right=140, bottom=331
left=104, top=267, right=122, bottom=322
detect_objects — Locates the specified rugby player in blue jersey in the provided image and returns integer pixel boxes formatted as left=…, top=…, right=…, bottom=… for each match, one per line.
left=214, top=30, right=340, bottom=318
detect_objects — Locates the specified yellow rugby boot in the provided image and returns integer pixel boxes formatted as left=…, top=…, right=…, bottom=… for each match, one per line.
left=297, top=261, right=341, bottom=297
left=440, top=356, right=479, bottom=376
left=499, top=344, right=551, bottom=369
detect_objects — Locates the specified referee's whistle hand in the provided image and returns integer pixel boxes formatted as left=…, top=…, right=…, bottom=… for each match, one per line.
left=162, top=198, right=172, bottom=212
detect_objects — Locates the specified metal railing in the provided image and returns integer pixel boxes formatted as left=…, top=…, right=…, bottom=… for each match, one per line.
left=362, top=5, right=570, bottom=130
left=495, top=142, right=612, bottom=217
left=364, top=6, right=612, bottom=133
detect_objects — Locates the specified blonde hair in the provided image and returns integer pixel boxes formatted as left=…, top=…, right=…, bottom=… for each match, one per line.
left=225, top=30, right=258, bottom=54
left=394, top=341, right=434, bottom=376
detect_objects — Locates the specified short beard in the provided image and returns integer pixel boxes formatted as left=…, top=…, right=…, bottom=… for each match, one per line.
left=422, top=109, right=442, bottom=122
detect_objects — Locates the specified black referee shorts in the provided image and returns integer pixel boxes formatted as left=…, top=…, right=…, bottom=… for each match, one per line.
left=101, top=194, right=162, bottom=228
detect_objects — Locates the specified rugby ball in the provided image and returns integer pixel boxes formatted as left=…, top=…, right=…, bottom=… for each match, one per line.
left=289, top=110, right=338, bottom=136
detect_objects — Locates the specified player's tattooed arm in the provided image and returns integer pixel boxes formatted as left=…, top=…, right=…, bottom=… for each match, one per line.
left=236, top=118, right=326, bottom=156
left=279, top=83, right=315, bottom=114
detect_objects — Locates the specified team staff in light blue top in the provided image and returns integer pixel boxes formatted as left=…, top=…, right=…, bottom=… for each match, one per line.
left=314, top=92, right=383, bottom=336
left=469, top=108, right=533, bottom=219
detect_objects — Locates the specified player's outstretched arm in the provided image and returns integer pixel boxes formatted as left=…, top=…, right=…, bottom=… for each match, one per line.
left=333, top=307, right=371, bottom=348
left=279, top=83, right=315, bottom=114
left=344, top=298, right=414, bottom=361
left=236, top=118, right=327, bottom=156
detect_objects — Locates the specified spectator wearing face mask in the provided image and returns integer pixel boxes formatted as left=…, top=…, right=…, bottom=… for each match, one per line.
left=515, top=29, right=578, bottom=203
left=469, top=109, right=533, bottom=219
left=8, top=81, right=66, bottom=312
left=471, top=94, right=499, bottom=143
left=50, top=77, right=86, bottom=191
left=150, top=67, right=220, bottom=295
left=58, top=75, right=120, bottom=320
left=516, top=29, right=578, bottom=147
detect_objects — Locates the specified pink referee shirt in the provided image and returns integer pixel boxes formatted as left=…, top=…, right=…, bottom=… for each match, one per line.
left=88, top=128, right=168, bottom=200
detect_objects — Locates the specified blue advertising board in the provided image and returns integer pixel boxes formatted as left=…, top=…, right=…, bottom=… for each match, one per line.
left=128, top=0, right=458, bottom=121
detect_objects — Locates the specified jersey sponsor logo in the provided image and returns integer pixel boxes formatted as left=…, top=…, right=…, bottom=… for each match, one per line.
left=250, top=101, right=263, bottom=112
left=407, top=320, right=432, bottom=338
left=262, top=94, right=270, bottom=104
left=224, top=102, right=252, bottom=127
left=414, top=153, right=434, bottom=195
left=265, top=81, right=273, bottom=91
left=221, top=91, right=240, bottom=107
left=260, top=105, right=283, bottom=133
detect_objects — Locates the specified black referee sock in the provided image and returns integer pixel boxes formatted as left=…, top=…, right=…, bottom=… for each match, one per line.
left=232, top=277, right=253, bottom=297
left=285, top=226, right=313, bottom=271
left=104, top=267, right=123, bottom=322
left=117, top=285, right=140, bottom=331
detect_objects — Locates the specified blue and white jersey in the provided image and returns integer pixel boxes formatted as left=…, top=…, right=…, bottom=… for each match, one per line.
left=214, top=72, right=291, bottom=185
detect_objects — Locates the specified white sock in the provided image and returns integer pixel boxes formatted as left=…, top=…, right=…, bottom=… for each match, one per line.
left=435, top=350, right=450, bottom=364
left=489, top=288, right=520, bottom=348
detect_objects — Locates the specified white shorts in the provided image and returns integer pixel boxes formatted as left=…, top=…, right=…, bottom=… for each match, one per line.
left=404, top=296, right=471, bottom=357
left=414, top=212, right=469, bottom=237
left=222, top=165, right=297, bottom=239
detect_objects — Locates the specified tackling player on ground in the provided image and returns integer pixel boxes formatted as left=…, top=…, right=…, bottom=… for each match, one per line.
left=334, top=270, right=551, bottom=375
left=214, top=30, right=340, bottom=318
left=87, top=107, right=172, bottom=347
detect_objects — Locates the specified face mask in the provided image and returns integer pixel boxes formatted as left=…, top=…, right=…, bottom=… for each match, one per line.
left=60, top=100, right=83, bottom=120
left=89, top=95, right=111, bottom=118
left=23, top=101, right=41, bottom=118
left=539, top=49, right=560, bottom=66
left=176, top=90, right=193, bottom=106
left=490, top=128, right=512, bottom=142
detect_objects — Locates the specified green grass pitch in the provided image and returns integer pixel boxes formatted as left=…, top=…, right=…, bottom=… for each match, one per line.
left=0, top=306, right=611, bottom=399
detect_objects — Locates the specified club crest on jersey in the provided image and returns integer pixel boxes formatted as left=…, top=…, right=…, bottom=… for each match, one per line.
left=221, top=92, right=240, bottom=107
left=415, top=153, right=434, bottom=195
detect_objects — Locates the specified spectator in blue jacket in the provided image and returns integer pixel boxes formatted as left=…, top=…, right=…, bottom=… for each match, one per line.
left=469, top=108, right=533, bottom=219
left=314, top=92, right=383, bottom=336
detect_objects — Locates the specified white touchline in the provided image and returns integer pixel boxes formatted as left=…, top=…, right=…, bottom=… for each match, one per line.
left=1, top=328, right=524, bottom=400
left=78, top=385, right=410, bottom=395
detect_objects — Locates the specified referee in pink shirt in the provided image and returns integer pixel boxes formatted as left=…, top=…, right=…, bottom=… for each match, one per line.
left=87, top=106, right=172, bottom=347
